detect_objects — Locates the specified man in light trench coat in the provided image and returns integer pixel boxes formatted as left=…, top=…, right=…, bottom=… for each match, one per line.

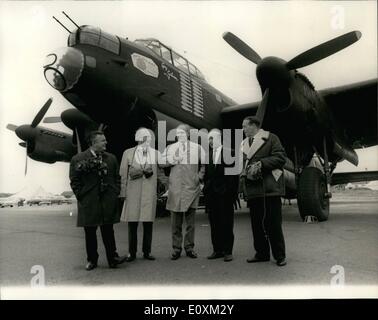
left=161, top=124, right=206, bottom=260
left=119, top=128, right=161, bottom=261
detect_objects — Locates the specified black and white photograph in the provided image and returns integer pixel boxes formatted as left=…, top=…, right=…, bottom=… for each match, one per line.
left=0, top=0, right=377, bottom=302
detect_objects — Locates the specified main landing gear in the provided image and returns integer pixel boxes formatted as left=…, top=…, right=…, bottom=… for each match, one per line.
left=295, top=138, right=335, bottom=222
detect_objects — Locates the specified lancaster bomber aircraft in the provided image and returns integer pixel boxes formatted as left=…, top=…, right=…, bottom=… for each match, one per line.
left=7, top=13, right=378, bottom=221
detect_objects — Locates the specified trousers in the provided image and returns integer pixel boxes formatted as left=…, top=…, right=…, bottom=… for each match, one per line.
left=248, top=196, right=286, bottom=261
left=171, top=208, right=196, bottom=253
left=128, top=221, right=153, bottom=256
left=207, top=196, right=234, bottom=255
left=84, top=224, right=117, bottom=264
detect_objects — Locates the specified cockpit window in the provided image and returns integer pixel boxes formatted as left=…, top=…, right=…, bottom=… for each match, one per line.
left=171, top=51, right=189, bottom=73
left=68, top=26, right=120, bottom=55
left=99, top=31, right=120, bottom=54
left=160, top=46, right=172, bottom=64
left=134, top=38, right=205, bottom=81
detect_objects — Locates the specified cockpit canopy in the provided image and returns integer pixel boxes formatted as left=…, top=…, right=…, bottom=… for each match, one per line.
left=67, top=27, right=205, bottom=81
left=68, top=26, right=120, bottom=55
left=134, top=38, right=205, bottom=81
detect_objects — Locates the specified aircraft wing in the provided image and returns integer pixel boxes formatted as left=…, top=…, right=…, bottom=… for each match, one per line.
left=320, top=79, right=377, bottom=148
left=332, top=170, right=378, bottom=185
left=220, top=101, right=259, bottom=128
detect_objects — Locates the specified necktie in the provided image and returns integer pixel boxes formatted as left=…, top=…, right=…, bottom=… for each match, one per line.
left=249, top=137, right=254, bottom=146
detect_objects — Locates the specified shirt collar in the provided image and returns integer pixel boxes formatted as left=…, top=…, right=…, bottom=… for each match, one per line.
left=90, top=149, right=97, bottom=157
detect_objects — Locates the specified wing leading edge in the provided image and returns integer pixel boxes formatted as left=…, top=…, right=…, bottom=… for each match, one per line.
left=321, top=79, right=377, bottom=148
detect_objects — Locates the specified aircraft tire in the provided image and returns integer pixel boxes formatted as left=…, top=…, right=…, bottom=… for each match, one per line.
left=297, top=167, right=329, bottom=221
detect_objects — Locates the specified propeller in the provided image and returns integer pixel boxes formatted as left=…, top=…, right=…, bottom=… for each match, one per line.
left=43, top=116, right=61, bottom=123
left=286, top=31, right=361, bottom=70
left=31, top=98, right=53, bottom=127
left=24, top=142, right=28, bottom=175
left=255, top=88, right=269, bottom=124
left=74, top=128, right=82, bottom=153
left=223, top=31, right=361, bottom=70
left=223, top=32, right=261, bottom=64
left=6, top=124, right=18, bottom=131
left=6, top=98, right=54, bottom=175
left=7, top=123, right=29, bottom=175
left=223, top=30, right=362, bottom=126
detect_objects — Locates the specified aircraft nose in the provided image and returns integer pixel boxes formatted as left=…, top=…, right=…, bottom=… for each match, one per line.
left=15, top=125, right=36, bottom=141
left=43, top=47, right=84, bottom=92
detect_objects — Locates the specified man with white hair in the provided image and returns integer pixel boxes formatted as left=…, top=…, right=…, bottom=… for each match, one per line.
left=119, top=127, right=160, bottom=262
left=161, top=124, right=206, bottom=260
left=203, top=129, right=239, bottom=262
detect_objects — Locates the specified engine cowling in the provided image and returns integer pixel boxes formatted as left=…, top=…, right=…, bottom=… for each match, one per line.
left=28, top=143, right=71, bottom=163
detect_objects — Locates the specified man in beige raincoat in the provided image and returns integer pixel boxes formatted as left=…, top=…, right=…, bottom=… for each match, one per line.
left=161, top=124, right=206, bottom=260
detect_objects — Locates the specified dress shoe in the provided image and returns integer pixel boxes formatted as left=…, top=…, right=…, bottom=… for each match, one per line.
left=126, top=254, right=136, bottom=262
left=114, top=255, right=128, bottom=265
left=85, top=262, right=97, bottom=271
left=246, top=257, right=270, bottom=263
left=186, top=251, right=198, bottom=259
left=224, top=254, right=233, bottom=262
left=276, top=259, right=287, bottom=267
left=171, top=252, right=181, bottom=260
left=143, top=254, right=156, bottom=261
left=207, top=252, right=224, bottom=260
left=108, top=261, right=118, bottom=269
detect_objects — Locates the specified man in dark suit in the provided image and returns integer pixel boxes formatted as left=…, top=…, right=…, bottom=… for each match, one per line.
left=69, top=131, right=126, bottom=270
left=203, top=129, right=239, bottom=262
left=240, top=116, right=287, bottom=267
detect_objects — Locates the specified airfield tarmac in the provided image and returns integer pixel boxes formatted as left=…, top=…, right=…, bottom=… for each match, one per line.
left=0, top=190, right=377, bottom=298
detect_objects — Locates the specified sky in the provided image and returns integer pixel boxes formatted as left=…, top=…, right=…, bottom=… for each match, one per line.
left=0, top=1, right=377, bottom=194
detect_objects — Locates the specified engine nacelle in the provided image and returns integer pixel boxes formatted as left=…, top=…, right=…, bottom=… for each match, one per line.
left=28, top=143, right=71, bottom=163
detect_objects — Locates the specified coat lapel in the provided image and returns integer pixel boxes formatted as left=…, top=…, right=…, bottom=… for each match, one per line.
left=243, top=129, right=270, bottom=160
left=84, top=148, right=94, bottom=159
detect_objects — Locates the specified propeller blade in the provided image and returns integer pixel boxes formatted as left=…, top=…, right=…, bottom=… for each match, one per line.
left=75, top=128, right=82, bottom=153
left=24, top=142, right=28, bottom=176
left=286, top=31, right=362, bottom=70
left=6, top=124, right=18, bottom=131
left=31, top=98, right=53, bottom=128
left=223, top=32, right=262, bottom=64
left=256, top=88, right=270, bottom=125
left=43, top=116, right=61, bottom=124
